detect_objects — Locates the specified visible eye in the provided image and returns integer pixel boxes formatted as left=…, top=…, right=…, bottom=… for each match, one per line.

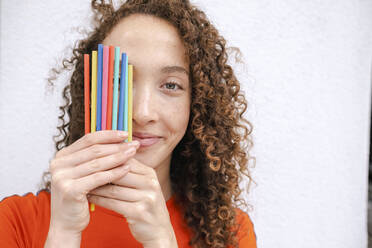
left=162, top=81, right=182, bottom=91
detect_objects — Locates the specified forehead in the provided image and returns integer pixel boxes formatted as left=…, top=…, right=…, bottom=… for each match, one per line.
left=102, top=14, right=188, bottom=71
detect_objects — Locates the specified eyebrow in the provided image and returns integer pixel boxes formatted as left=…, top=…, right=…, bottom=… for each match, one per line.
left=161, top=66, right=189, bottom=76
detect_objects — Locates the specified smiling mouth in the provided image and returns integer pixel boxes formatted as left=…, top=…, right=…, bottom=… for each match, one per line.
left=132, top=134, right=161, bottom=148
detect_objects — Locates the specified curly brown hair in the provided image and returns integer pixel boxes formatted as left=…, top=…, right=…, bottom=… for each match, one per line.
left=40, top=0, right=255, bottom=247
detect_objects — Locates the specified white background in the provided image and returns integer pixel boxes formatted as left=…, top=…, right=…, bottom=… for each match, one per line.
left=1, top=1, right=371, bottom=247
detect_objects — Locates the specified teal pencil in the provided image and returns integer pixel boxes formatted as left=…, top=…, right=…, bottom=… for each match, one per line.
left=124, top=53, right=129, bottom=132
left=112, top=47, right=120, bottom=130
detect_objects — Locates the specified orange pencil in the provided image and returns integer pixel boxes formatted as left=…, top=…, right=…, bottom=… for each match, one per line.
left=107, top=46, right=114, bottom=130
left=84, top=54, right=90, bottom=134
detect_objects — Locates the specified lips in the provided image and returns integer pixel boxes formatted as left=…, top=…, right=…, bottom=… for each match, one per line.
left=132, top=132, right=161, bottom=147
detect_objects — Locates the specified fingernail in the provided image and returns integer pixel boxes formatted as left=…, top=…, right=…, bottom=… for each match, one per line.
left=128, top=140, right=140, bottom=148
left=118, top=131, right=128, bottom=138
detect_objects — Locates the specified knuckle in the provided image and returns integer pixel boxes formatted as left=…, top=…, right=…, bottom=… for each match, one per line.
left=49, top=159, right=58, bottom=172
left=137, top=209, right=151, bottom=222
left=54, top=178, right=74, bottom=197
left=148, top=177, right=159, bottom=190
left=50, top=174, right=85, bottom=202
left=73, top=192, right=86, bottom=202
left=143, top=193, right=156, bottom=204
left=84, top=133, right=95, bottom=146
left=51, top=170, right=65, bottom=185
left=51, top=157, right=68, bottom=172
left=136, top=202, right=146, bottom=213
left=60, top=181, right=72, bottom=194
left=110, top=168, right=121, bottom=180
left=93, top=171, right=112, bottom=184
left=90, top=144, right=104, bottom=157
left=89, top=158, right=100, bottom=170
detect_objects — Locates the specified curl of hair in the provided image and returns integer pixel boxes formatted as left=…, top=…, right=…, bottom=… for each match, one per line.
left=41, top=1, right=255, bottom=247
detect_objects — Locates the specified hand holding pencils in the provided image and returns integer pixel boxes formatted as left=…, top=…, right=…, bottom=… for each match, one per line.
left=84, top=44, right=133, bottom=211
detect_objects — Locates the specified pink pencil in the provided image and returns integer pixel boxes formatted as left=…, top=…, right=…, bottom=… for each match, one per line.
left=84, top=54, right=90, bottom=134
left=101, top=46, right=109, bottom=130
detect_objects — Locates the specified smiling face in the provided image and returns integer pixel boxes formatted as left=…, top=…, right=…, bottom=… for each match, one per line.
left=103, top=14, right=191, bottom=172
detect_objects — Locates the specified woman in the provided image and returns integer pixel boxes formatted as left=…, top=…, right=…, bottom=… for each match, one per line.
left=0, top=0, right=256, bottom=247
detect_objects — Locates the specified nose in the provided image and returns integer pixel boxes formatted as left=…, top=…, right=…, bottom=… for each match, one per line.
left=132, top=82, right=159, bottom=126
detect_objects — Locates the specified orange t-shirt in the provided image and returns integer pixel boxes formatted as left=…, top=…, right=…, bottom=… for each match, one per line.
left=0, top=190, right=256, bottom=247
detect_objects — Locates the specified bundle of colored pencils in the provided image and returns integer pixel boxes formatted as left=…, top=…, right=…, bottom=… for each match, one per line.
left=84, top=44, right=133, bottom=211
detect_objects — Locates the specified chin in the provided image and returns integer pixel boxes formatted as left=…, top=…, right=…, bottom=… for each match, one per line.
left=133, top=152, right=159, bottom=168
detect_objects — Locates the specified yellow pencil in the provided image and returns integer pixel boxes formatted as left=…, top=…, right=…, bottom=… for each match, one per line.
left=91, top=51, right=97, bottom=134
left=128, top=65, right=133, bottom=142
left=90, top=50, right=97, bottom=212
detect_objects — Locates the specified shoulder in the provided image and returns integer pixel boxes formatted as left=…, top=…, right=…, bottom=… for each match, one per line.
left=0, top=189, right=51, bottom=223
left=0, top=190, right=50, bottom=213
left=234, top=208, right=257, bottom=247
left=0, top=190, right=51, bottom=247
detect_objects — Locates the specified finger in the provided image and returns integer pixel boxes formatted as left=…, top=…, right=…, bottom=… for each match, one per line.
left=89, top=184, right=142, bottom=202
left=52, top=141, right=140, bottom=170
left=67, top=146, right=137, bottom=179
left=112, top=171, right=160, bottom=191
left=76, top=163, right=132, bottom=194
left=124, top=158, right=155, bottom=176
left=55, top=130, right=128, bottom=158
left=87, top=194, right=137, bottom=219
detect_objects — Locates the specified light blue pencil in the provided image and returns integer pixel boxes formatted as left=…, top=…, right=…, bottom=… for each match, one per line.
left=118, top=53, right=127, bottom=131
left=112, top=47, right=120, bottom=130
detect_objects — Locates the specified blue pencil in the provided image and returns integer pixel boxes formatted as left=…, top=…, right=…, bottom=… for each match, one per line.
left=112, top=47, right=120, bottom=130
left=124, top=54, right=129, bottom=132
left=96, top=44, right=103, bottom=131
left=118, top=53, right=127, bottom=131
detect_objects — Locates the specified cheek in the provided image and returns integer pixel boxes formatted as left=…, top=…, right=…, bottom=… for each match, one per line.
left=164, top=98, right=190, bottom=137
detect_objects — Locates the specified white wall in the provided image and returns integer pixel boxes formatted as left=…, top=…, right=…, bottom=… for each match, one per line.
left=1, top=1, right=371, bottom=247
